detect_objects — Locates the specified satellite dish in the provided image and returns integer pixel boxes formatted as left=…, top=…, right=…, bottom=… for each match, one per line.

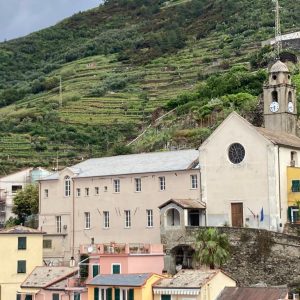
left=87, top=246, right=93, bottom=253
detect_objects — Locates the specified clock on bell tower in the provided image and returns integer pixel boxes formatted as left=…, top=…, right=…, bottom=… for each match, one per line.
left=263, top=60, right=297, bottom=135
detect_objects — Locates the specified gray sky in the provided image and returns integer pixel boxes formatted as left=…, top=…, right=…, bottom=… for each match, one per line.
left=0, top=0, right=102, bottom=41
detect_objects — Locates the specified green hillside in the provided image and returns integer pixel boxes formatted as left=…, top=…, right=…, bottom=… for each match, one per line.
left=1, top=0, right=300, bottom=175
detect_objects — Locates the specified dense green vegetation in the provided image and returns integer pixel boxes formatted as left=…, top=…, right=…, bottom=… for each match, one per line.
left=1, top=0, right=300, bottom=174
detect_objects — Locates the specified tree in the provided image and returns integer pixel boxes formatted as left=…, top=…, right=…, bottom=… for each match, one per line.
left=12, top=184, right=39, bottom=226
left=194, top=228, right=230, bottom=269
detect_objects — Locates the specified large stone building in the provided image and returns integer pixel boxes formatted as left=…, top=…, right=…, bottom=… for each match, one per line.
left=39, top=150, right=200, bottom=264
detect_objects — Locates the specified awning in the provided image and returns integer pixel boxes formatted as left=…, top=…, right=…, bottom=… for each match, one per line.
left=153, top=288, right=200, bottom=295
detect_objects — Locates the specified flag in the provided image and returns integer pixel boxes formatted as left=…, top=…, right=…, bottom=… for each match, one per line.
left=260, top=207, right=264, bottom=222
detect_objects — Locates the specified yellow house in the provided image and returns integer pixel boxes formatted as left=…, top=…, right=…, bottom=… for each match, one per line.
left=287, top=166, right=300, bottom=222
left=0, top=226, right=44, bottom=300
left=87, top=273, right=163, bottom=300
left=153, top=269, right=236, bottom=300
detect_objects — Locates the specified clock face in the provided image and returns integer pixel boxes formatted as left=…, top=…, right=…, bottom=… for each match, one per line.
left=288, top=102, right=294, bottom=113
left=270, top=101, right=279, bottom=113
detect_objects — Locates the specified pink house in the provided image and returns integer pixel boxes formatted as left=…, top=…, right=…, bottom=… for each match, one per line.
left=20, top=266, right=88, bottom=300
left=79, top=243, right=165, bottom=279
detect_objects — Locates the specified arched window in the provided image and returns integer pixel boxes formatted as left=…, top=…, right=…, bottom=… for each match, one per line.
left=271, top=90, right=278, bottom=102
left=64, top=176, right=71, bottom=197
left=288, top=91, right=293, bottom=103
left=166, top=208, right=180, bottom=226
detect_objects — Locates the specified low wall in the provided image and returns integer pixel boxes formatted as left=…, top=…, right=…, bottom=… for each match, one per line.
left=162, top=226, right=300, bottom=286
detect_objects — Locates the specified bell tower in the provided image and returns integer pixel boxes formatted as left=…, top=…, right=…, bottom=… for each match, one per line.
left=263, top=60, right=297, bottom=135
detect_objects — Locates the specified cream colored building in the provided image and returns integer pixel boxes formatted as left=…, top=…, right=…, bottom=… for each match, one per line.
left=39, top=150, right=200, bottom=264
left=0, top=226, right=44, bottom=300
left=0, top=167, right=51, bottom=227
left=200, top=61, right=300, bottom=231
left=153, top=269, right=236, bottom=300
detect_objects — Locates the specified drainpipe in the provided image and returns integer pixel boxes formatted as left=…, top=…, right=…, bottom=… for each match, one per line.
left=199, top=167, right=207, bottom=226
left=72, top=178, right=75, bottom=258
left=277, top=146, right=282, bottom=225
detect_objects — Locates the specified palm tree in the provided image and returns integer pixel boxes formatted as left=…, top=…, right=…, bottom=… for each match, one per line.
left=194, top=228, right=230, bottom=269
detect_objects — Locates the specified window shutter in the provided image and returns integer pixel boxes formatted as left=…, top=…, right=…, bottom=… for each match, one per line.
left=52, top=294, right=59, bottom=300
left=74, top=293, right=81, bottom=300
left=161, top=295, right=171, bottom=300
left=292, top=180, right=300, bottom=192
left=18, top=237, right=27, bottom=250
left=128, top=289, right=134, bottom=300
left=115, top=288, right=120, bottom=300
left=17, top=260, right=26, bottom=273
left=112, top=264, right=120, bottom=274
left=94, top=288, right=99, bottom=300
left=106, top=288, right=112, bottom=300
left=93, top=265, right=99, bottom=277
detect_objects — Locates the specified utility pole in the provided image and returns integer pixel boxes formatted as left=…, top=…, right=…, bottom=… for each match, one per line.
left=273, top=0, right=282, bottom=57
left=59, top=75, right=63, bottom=107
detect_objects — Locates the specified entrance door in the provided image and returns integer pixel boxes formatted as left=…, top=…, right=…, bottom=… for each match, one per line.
left=231, top=203, right=243, bottom=227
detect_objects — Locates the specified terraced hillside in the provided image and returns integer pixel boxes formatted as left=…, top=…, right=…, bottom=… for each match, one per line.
left=1, top=0, right=300, bottom=174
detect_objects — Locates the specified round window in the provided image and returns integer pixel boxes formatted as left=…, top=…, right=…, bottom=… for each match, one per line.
left=272, top=74, right=277, bottom=80
left=228, top=143, right=245, bottom=164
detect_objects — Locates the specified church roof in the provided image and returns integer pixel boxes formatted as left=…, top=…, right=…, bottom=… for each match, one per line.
left=270, top=60, right=289, bottom=73
left=255, top=127, right=300, bottom=149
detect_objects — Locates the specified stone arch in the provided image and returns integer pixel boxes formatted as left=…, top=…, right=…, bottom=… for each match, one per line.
left=171, top=244, right=195, bottom=270
left=166, top=208, right=180, bottom=226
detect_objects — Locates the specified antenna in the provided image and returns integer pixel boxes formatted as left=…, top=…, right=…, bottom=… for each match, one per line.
left=59, top=75, right=63, bottom=107
left=273, top=0, right=282, bottom=57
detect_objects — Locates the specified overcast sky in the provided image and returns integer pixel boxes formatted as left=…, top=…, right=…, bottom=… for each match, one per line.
left=0, top=0, right=102, bottom=41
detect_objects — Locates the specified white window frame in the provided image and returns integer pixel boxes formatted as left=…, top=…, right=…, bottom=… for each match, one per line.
left=76, top=188, right=81, bottom=197
left=44, top=189, right=49, bottom=198
left=85, top=187, right=89, bottom=196
left=159, top=176, right=166, bottom=191
left=146, top=209, right=153, bottom=227
left=124, top=210, right=131, bottom=228
left=56, top=216, right=62, bottom=233
left=191, top=174, right=198, bottom=189
left=84, top=212, right=90, bottom=229
left=95, top=187, right=99, bottom=195
left=135, top=178, right=141, bottom=192
left=114, top=179, right=120, bottom=193
left=64, top=176, right=71, bottom=197
left=103, top=211, right=110, bottom=229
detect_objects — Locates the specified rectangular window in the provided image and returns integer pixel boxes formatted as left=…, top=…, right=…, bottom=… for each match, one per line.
left=16, top=294, right=21, bottom=300
left=74, top=293, right=81, bottom=300
left=161, top=296, right=171, bottom=300
left=85, top=212, right=91, bottom=229
left=125, top=210, right=131, bottom=228
left=17, top=260, right=26, bottom=273
left=43, top=239, right=52, bottom=249
left=146, top=209, right=153, bottom=227
left=76, top=188, right=81, bottom=197
left=191, top=174, right=198, bottom=189
left=12, top=185, right=22, bottom=194
left=25, top=296, right=32, bottom=300
left=85, top=188, right=89, bottom=196
left=114, top=179, right=120, bottom=193
left=44, top=189, right=49, bottom=198
left=52, top=294, right=59, bottom=300
left=95, top=187, right=99, bottom=195
left=159, top=176, right=166, bottom=191
left=103, top=211, right=109, bottom=229
left=112, top=264, right=121, bottom=274
left=94, top=288, right=99, bottom=300
left=135, top=178, right=141, bottom=192
left=64, top=177, right=71, bottom=197
left=56, top=216, right=62, bottom=233
left=93, top=264, right=100, bottom=277
left=18, top=237, right=27, bottom=250
left=292, top=180, right=300, bottom=192
left=128, top=289, right=134, bottom=300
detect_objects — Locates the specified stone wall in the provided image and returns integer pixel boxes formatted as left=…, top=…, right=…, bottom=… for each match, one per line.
left=162, top=226, right=300, bottom=286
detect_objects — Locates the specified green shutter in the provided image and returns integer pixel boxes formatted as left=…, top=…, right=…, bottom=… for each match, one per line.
left=25, top=295, right=32, bottom=300
left=93, top=265, right=99, bottom=277
left=161, top=296, right=171, bottom=300
left=106, top=288, right=112, bottom=300
left=52, top=294, right=59, bottom=300
left=74, top=293, right=81, bottom=300
left=94, top=288, right=99, bottom=300
left=292, top=180, right=300, bottom=192
left=128, top=289, right=134, bottom=300
left=17, top=260, right=26, bottom=273
left=16, top=294, right=21, bottom=300
left=112, top=264, right=120, bottom=274
left=18, top=237, right=27, bottom=250
left=115, top=288, right=120, bottom=300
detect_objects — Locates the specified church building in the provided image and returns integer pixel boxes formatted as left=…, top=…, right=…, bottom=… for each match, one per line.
left=199, top=60, right=300, bottom=231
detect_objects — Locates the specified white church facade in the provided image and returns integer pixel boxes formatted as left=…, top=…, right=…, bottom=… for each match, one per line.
left=200, top=60, right=300, bottom=231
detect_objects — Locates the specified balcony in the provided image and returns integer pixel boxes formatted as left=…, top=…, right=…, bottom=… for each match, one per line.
left=80, top=243, right=163, bottom=256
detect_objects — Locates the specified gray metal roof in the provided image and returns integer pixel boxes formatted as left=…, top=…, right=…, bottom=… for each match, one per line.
left=87, top=273, right=152, bottom=287
left=41, top=150, right=199, bottom=180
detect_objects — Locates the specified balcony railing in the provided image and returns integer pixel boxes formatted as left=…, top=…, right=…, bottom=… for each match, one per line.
left=80, top=243, right=163, bottom=255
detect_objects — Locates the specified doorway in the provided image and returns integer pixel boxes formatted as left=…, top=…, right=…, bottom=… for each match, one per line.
left=231, top=203, right=243, bottom=227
